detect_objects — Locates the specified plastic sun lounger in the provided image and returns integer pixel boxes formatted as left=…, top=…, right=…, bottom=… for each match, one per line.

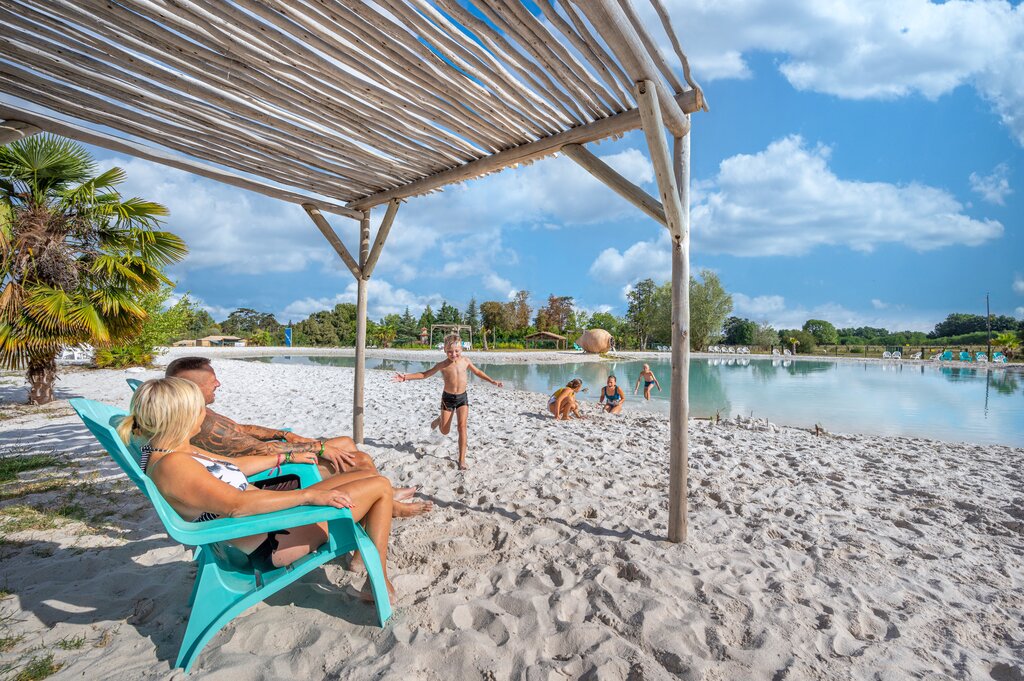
left=959, top=351, right=972, bottom=362
left=892, top=351, right=902, bottom=359
left=882, top=351, right=892, bottom=359
left=976, top=352, right=988, bottom=362
left=938, top=351, right=954, bottom=361
left=772, top=349, right=781, bottom=356
left=71, top=398, right=392, bottom=673
left=783, top=349, right=792, bottom=356
left=993, top=352, right=1007, bottom=363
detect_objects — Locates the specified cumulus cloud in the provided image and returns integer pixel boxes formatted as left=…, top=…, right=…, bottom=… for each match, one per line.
left=1014, top=273, right=1024, bottom=295
left=969, top=163, right=1013, bottom=205
left=589, top=232, right=671, bottom=287
left=734, top=293, right=787, bottom=317
left=483, top=273, right=515, bottom=298
left=644, top=0, right=1024, bottom=144
left=871, top=299, right=890, bottom=310
left=691, top=136, right=1003, bottom=256
left=108, top=155, right=334, bottom=275
left=279, top=279, right=444, bottom=321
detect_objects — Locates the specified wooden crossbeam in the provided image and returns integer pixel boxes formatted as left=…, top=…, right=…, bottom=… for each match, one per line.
left=347, top=90, right=702, bottom=210
left=560, top=143, right=666, bottom=226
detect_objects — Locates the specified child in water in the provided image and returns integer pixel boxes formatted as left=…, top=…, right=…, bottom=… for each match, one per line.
left=394, top=334, right=503, bottom=470
left=634, top=364, right=662, bottom=400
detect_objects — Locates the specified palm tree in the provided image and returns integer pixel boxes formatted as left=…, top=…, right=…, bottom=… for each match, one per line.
left=1, top=135, right=187, bottom=404
left=993, top=331, right=1020, bottom=360
left=788, top=336, right=800, bottom=355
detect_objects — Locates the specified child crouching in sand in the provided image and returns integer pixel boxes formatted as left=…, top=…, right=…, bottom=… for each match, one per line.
left=393, top=334, right=503, bottom=470
left=549, top=379, right=585, bottom=420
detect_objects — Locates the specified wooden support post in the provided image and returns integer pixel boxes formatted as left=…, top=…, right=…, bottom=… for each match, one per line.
left=353, top=211, right=371, bottom=445
left=635, top=80, right=690, bottom=543
left=302, top=204, right=361, bottom=278
left=560, top=143, right=667, bottom=226
left=362, top=199, right=400, bottom=278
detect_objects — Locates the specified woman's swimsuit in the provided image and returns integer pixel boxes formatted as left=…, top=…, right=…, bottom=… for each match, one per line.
left=603, top=387, right=622, bottom=404
left=142, top=445, right=283, bottom=572
left=549, top=387, right=569, bottom=406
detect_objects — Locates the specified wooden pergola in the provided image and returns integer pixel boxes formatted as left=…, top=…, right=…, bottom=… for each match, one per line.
left=524, top=331, right=568, bottom=350
left=0, top=0, right=705, bottom=542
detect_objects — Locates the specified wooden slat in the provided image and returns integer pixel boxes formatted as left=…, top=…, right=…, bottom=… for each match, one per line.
left=0, top=119, right=40, bottom=145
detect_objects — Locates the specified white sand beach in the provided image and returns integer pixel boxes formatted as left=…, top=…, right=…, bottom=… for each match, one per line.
left=1, top=350, right=1022, bottom=680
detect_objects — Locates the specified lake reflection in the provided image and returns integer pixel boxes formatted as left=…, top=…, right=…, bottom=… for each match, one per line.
left=244, top=355, right=1024, bottom=446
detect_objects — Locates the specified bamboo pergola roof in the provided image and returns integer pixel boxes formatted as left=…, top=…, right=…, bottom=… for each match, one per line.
left=0, top=0, right=704, bottom=218
left=0, top=0, right=705, bottom=543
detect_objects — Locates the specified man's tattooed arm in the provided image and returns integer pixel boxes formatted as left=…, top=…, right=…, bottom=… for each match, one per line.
left=193, top=410, right=319, bottom=457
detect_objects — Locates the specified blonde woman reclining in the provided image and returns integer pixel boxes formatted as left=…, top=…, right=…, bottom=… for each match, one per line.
left=118, top=377, right=397, bottom=601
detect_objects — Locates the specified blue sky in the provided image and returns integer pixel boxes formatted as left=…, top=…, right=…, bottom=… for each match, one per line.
left=69, top=0, right=1024, bottom=331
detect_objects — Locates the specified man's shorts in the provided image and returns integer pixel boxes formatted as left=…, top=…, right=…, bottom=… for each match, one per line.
left=441, top=391, right=469, bottom=411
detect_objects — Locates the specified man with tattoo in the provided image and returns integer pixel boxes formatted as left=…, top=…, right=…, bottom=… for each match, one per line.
left=165, top=356, right=431, bottom=518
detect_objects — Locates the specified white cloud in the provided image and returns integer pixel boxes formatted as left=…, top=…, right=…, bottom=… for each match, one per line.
left=969, top=163, right=1013, bottom=205
left=732, top=293, right=935, bottom=331
left=734, top=293, right=786, bottom=317
left=589, top=232, right=671, bottom=287
left=691, top=136, right=1003, bottom=256
left=110, top=156, right=333, bottom=275
left=1014, top=273, right=1024, bottom=295
left=482, top=273, right=515, bottom=298
left=647, top=0, right=1024, bottom=144
left=279, top=279, right=444, bottom=321
left=1016, top=306, right=1024, bottom=317
left=871, top=299, right=890, bottom=310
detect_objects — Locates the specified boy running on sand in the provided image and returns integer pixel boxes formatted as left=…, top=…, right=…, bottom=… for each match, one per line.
left=393, top=334, right=503, bottom=470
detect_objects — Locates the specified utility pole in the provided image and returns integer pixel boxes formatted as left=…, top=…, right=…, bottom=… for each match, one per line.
left=986, top=292, right=992, bottom=359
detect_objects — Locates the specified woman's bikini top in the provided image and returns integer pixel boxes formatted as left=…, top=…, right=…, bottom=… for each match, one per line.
left=142, top=445, right=248, bottom=522
left=604, top=386, right=622, bottom=402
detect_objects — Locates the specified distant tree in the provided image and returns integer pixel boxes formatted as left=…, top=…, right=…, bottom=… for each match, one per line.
left=779, top=329, right=816, bottom=354
left=650, top=281, right=672, bottom=346
left=689, top=270, right=732, bottom=351
left=184, top=305, right=217, bottom=339
left=587, top=311, right=620, bottom=331
left=396, top=306, right=418, bottom=344
left=221, top=308, right=280, bottom=336
left=931, top=313, right=1017, bottom=338
left=437, top=301, right=461, bottom=325
left=723, top=316, right=758, bottom=346
left=803, top=318, right=838, bottom=345
left=480, top=301, right=508, bottom=335
left=246, top=328, right=274, bottom=347
left=418, top=305, right=436, bottom=331
left=626, top=278, right=658, bottom=349
left=464, top=298, right=480, bottom=332
left=509, top=290, right=532, bottom=330
left=752, top=323, right=779, bottom=348
left=94, top=286, right=192, bottom=368
left=535, top=295, right=574, bottom=333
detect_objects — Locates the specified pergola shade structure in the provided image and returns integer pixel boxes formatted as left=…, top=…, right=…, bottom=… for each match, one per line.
left=0, top=0, right=705, bottom=542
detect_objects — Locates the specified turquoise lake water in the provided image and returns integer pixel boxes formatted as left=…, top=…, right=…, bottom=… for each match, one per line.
left=246, top=355, right=1024, bottom=446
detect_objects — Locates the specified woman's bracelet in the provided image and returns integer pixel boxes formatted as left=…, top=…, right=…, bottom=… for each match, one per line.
left=273, top=453, right=283, bottom=476
left=284, top=451, right=293, bottom=464
left=317, top=440, right=325, bottom=458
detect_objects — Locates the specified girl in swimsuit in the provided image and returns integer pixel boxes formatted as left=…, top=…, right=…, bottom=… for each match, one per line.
left=634, top=364, right=662, bottom=401
left=599, top=375, right=625, bottom=414
left=119, top=377, right=398, bottom=601
left=548, top=378, right=585, bottom=420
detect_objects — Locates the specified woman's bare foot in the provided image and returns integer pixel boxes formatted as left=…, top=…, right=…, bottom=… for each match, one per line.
left=352, top=578, right=396, bottom=603
left=393, top=499, right=433, bottom=518
left=394, top=486, right=416, bottom=502
left=346, top=552, right=365, bottom=573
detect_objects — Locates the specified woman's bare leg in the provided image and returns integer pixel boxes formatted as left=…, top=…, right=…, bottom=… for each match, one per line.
left=337, top=475, right=396, bottom=600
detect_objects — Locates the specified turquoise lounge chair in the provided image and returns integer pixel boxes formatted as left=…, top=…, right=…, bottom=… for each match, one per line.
left=70, top=398, right=392, bottom=673
left=126, top=377, right=143, bottom=391
left=937, top=350, right=954, bottom=361
left=959, top=351, right=972, bottom=362
left=993, top=352, right=1007, bottom=363
left=976, top=352, right=988, bottom=362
